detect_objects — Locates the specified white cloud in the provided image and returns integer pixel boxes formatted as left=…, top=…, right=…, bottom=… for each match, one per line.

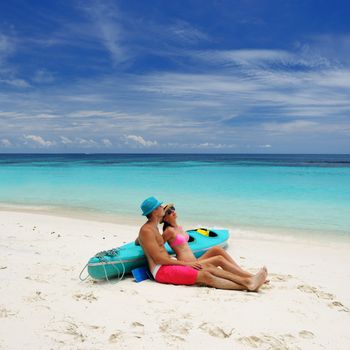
left=263, top=120, right=319, bottom=133
left=192, top=48, right=331, bottom=69
left=1, top=31, right=349, bottom=153
left=61, top=94, right=105, bottom=103
left=135, top=62, right=350, bottom=121
left=125, top=135, right=158, bottom=147
left=264, top=120, right=350, bottom=135
left=200, top=49, right=291, bottom=64
left=0, top=34, right=14, bottom=60
left=69, top=110, right=125, bottom=118
left=165, top=142, right=236, bottom=150
left=60, top=136, right=73, bottom=144
left=0, top=34, right=31, bottom=89
left=0, top=138, right=12, bottom=147
left=193, top=142, right=236, bottom=149
left=59, top=136, right=112, bottom=147
left=24, top=134, right=55, bottom=147
left=313, top=70, right=350, bottom=89
left=82, top=1, right=126, bottom=65
left=305, top=34, right=350, bottom=65
left=33, top=69, right=55, bottom=83
left=77, top=137, right=98, bottom=147
left=259, top=144, right=272, bottom=148
left=196, top=142, right=222, bottom=149
left=0, top=78, right=30, bottom=88
left=138, top=72, right=254, bottom=96
left=170, top=20, right=209, bottom=44
left=102, top=138, right=112, bottom=147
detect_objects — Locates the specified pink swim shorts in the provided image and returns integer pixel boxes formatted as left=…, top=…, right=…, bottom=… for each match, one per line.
left=154, top=265, right=198, bottom=285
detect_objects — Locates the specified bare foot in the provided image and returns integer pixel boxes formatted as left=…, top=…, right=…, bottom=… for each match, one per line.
left=262, top=266, right=269, bottom=284
left=247, top=269, right=268, bottom=292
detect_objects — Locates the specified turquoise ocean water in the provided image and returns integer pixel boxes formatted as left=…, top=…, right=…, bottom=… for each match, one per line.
left=0, top=154, right=349, bottom=241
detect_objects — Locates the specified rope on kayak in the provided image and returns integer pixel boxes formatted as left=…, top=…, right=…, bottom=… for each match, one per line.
left=101, top=251, right=126, bottom=284
left=78, top=262, right=90, bottom=282
left=79, top=248, right=126, bottom=284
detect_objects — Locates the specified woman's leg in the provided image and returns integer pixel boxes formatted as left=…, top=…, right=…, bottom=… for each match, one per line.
left=198, top=254, right=253, bottom=278
left=203, top=266, right=267, bottom=291
left=196, top=269, right=267, bottom=292
left=198, top=246, right=253, bottom=277
left=195, top=270, right=246, bottom=291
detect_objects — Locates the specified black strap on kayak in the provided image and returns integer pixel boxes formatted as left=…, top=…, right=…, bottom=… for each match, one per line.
left=187, top=228, right=218, bottom=237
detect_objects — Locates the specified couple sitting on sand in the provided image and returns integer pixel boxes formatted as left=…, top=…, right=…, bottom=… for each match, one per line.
left=137, top=196, right=268, bottom=291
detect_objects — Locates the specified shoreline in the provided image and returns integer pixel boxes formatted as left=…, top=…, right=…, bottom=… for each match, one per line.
left=1, top=202, right=349, bottom=245
left=1, top=209, right=350, bottom=349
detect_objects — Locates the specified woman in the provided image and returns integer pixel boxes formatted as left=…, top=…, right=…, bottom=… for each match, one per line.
left=162, top=203, right=268, bottom=284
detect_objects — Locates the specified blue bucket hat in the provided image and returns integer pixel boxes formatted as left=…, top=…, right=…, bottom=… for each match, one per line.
left=140, top=196, right=163, bottom=216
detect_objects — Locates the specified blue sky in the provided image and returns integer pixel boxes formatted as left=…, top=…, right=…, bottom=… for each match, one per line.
left=1, top=0, right=350, bottom=153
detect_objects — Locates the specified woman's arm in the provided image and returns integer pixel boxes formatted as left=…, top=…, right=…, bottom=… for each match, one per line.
left=162, top=227, right=175, bottom=243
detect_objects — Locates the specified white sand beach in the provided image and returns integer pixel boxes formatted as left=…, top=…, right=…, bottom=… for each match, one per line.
left=1, top=210, right=350, bottom=350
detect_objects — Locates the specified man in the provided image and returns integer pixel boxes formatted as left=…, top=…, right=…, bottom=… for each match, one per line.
left=137, top=196, right=267, bottom=291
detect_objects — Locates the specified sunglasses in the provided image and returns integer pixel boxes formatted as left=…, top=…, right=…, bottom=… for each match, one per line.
left=165, top=206, right=175, bottom=215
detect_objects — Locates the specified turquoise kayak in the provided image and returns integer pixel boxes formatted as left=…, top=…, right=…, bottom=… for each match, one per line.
left=84, top=228, right=229, bottom=280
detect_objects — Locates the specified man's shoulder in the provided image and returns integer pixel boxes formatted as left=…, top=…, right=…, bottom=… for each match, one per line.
left=139, top=223, right=157, bottom=237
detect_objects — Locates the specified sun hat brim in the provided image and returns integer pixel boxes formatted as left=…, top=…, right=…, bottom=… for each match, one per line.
left=142, top=200, right=163, bottom=216
left=163, top=203, right=174, bottom=213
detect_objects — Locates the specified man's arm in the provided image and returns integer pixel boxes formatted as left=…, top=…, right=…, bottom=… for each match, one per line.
left=139, top=228, right=190, bottom=267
